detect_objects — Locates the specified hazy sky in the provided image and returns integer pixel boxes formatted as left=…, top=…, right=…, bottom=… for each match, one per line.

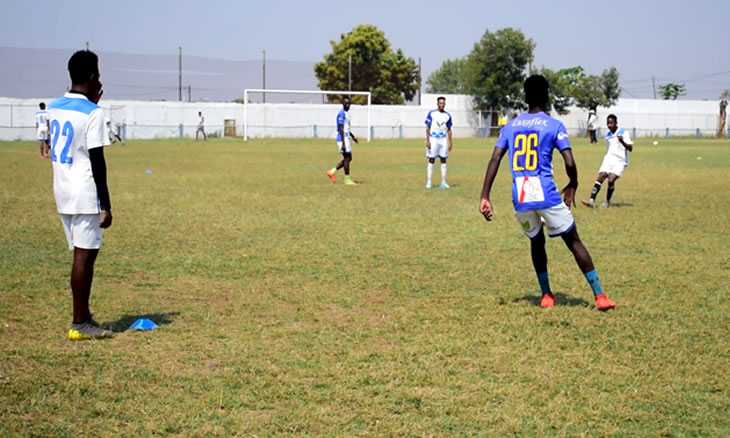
left=2, top=0, right=729, bottom=100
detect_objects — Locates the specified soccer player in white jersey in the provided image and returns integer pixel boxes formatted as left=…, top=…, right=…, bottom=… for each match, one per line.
left=48, top=50, right=114, bottom=340
left=105, top=116, right=125, bottom=145
left=196, top=111, right=207, bottom=141
left=424, top=96, right=453, bottom=189
left=479, top=75, right=616, bottom=311
left=327, top=96, right=359, bottom=185
left=581, top=114, right=633, bottom=208
left=35, top=102, right=50, bottom=158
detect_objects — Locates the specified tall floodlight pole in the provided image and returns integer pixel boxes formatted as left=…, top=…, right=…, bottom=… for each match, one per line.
left=263, top=50, right=266, bottom=103
left=652, top=76, right=657, bottom=99
left=418, top=57, right=422, bottom=106
left=348, top=54, right=352, bottom=95
left=178, top=46, right=183, bottom=102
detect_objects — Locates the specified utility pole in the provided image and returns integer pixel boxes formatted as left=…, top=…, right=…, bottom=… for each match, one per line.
left=188, top=85, right=191, bottom=102
left=178, top=46, right=183, bottom=102
left=652, top=76, right=657, bottom=99
left=262, top=50, right=266, bottom=103
left=348, top=54, right=352, bottom=95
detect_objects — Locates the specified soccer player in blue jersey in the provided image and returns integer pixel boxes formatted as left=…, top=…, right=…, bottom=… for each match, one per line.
left=49, top=50, right=114, bottom=339
left=479, top=75, right=616, bottom=310
left=424, top=97, right=453, bottom=188
left=327, top=96, right=359, bottom=185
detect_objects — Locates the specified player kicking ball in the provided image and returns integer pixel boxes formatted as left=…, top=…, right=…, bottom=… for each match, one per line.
left=327, top=96, right=359, bottom=185
left=479, top=75, right=616, bottom=311
left=582, top=114, right=633, bottom=208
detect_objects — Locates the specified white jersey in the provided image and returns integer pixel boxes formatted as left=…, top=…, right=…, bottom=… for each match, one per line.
left=336, top=108, right=351, bottom=141
left=604, top=127, right=632, bottom=164
left=48, top=93, right=109, bottom=214
left=587, top=113, right=598, bottom=130
left=198, top=115, right=205, bottom=129
left=36, top=110, right=49, bottom=128
left=425, top=109, right=452, bottom=138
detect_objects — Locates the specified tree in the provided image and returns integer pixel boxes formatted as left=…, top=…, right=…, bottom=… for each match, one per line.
left=719, top=93, right=728, bottom=137
left=426, top=58, right=468, bottom=94
left=464, top=28, right=535, bottom=111
left=658, top=82, right=686, bottom=100
left=538, top=66, right=583, bottom=114
left=600, top=67, right=621, bottom=107
left=314, top=24, right=420, bottom=104
left=573, top=67, right=621, bottom=111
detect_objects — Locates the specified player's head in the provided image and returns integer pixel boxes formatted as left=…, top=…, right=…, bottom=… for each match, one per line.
left=68, top=50, right=101, bottom=101
left=342, top=96, right=351, bottom=111
left=198, top=111, right=202, bottom=116
left=437, top=96, right=446, bottom=111
left=524, top=75, right=549, bottom=110
left=39, top=102, right=45, bottom=110
left=607, top=114, right=618, bottom=132
left=68, top=50, right=99, bottom=85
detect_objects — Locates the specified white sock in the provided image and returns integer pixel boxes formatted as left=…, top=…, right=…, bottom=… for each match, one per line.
left=427, top=162, right=433, bottom=185
left=441, top=163, right=447, bottom=184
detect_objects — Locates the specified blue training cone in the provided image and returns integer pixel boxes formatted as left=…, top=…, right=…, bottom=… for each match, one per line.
left=129, top=318, right=158, bottom=330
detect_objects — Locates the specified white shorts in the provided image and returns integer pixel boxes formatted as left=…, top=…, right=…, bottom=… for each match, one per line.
left=337, top=137, right=352, bottom=154
left=598, top=156, right=627, bottom=178
left=37, top=128, right=48, bottom=141
left=60, top=214, right=104, bottom=250
left=514, top=203, right=575, bottom=239
left=426, top=136, right=448, bottom=159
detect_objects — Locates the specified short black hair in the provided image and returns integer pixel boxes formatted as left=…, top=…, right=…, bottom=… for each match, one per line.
left=68, top=50, right=99, bottom=85
left=524, top=75, right=549, bottom=108
left=342, top=96, right=351, bottom=102
left=607, top=114, right=618, bottom=123
left=39, top=102, right=45, bottom=109
left=437, top=96, right=446, bottom=102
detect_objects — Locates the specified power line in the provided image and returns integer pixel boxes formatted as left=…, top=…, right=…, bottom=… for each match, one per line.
left=677, top=69, right=730, bottom=83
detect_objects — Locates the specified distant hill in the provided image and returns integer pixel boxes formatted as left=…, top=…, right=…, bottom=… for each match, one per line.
left=0, top=46, right=319, bottom=102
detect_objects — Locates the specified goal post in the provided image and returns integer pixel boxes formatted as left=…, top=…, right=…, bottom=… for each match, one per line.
left=243, top=89, right=371, bottom=141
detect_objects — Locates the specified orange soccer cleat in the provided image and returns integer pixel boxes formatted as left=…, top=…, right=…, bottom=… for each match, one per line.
left=327, top=170, right=336, bottom=183
left=540, top=292, right=555, bottom=308
left=594, top=293, right=616, bottom=311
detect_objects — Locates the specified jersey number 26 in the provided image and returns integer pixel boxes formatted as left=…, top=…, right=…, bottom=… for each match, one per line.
left=513, top=133, right=538, bottom=171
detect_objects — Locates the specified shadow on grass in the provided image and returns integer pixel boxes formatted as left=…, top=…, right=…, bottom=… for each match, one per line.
left=104, top=312, right=180, bottom=332
left=511, top=292, right=590, bottom=308
left=607, top=202, right=633, bottom=208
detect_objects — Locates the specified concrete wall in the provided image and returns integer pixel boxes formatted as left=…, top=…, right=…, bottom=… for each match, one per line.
left=1, top=94, right=727, bottom=141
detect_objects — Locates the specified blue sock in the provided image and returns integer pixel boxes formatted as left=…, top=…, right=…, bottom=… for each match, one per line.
left=584, top=270, right=604, bottom=296
left=537, top=272, right=551, bottom=295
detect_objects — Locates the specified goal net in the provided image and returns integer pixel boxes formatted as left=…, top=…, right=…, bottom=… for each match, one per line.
left=243, top=89, right=371, bottom=141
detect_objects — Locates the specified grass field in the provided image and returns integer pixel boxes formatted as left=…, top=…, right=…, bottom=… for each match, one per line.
left=1, top=136, right=729, bottom=437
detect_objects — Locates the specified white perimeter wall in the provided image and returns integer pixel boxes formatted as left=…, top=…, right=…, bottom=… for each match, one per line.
left=1, top=93, right=727, bottom=141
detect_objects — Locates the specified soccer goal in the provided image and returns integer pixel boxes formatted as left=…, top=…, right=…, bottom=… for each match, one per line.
left=243, top=89, right=371, bottom=141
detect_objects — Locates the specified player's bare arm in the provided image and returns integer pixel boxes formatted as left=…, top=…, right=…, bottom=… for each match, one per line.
left=479, top=147, right=507, bottom=221
left=559, top=148, right=579, bottom=207
left=447, top=128, right=453, bottom=152
left=425, top=126, right=431, bottom=149
left=350, top=132, right=359, bottom=143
